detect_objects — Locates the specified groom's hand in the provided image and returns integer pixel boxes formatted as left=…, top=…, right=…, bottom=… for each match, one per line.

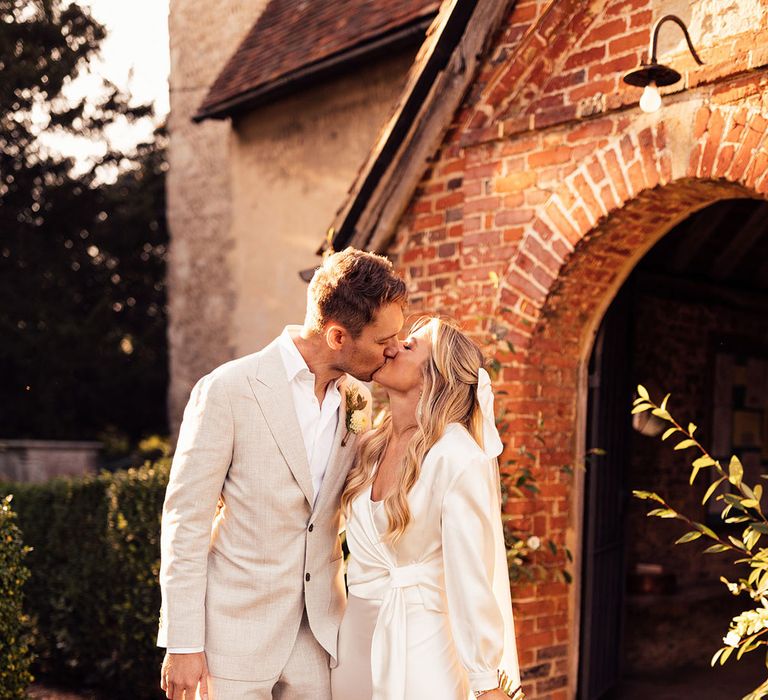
left=160, top=651, right=209, bottom=699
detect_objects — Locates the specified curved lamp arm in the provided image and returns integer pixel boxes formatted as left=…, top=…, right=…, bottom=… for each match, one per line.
left=648, top=14, right=704, bottom=65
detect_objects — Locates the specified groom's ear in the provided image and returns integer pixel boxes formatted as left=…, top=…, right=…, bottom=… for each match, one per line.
left=325, top=323, right=347, bottom=351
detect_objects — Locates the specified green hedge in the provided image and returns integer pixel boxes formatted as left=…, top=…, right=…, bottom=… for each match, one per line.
left=0, top=495, right=34, bottom=698
left=0, top=461, right=169, bottom=698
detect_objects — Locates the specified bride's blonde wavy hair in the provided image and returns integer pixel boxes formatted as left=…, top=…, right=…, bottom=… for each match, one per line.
left=340, top=316, right=485, bottom=543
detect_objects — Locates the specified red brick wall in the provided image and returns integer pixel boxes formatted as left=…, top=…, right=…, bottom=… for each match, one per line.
left=383, top=0, right=768, bottom=696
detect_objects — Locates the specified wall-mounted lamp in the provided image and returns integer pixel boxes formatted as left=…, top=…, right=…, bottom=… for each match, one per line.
left=623, top=14, right=704, bottom=113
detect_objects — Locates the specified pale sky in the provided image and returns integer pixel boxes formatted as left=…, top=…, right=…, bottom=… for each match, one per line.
left=84, top=0, right=170, bottom=116
left=40, top=0, right=171, bottom=172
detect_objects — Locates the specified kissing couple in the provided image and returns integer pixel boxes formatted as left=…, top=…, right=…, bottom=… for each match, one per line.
left=158, top=248, right=522, bottom=700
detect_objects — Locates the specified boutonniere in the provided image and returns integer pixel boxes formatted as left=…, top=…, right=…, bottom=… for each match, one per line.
left=341, top=386, right=369, bottom=446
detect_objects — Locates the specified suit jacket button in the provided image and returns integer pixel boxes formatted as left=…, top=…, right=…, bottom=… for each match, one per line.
left=305, top=573, right=311, bottom=582
left=308, top=523, right=314, bottom=532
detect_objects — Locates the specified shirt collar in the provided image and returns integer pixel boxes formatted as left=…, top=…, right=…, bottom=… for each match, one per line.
left=277, top=326, right=345, bottom=391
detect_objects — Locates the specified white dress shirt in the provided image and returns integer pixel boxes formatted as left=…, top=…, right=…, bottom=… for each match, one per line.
left=276, top=325, right=343, bottom=502
left=168, top=326, right=342, bottom=654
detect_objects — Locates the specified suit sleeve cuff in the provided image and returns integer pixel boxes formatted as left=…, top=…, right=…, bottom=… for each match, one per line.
left=166, top=647, right=205, bottom=654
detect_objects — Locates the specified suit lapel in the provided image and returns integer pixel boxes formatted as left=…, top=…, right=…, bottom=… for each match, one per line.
left=247, top=341, right=314, bottom=506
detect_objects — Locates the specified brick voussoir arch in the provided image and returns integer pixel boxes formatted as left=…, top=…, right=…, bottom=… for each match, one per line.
left=689, top=106, right=768, bottom=189
left=495, top=104, right=768, bottom=349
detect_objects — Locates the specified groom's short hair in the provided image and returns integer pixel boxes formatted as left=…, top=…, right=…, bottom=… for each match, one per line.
left=306, top=247, right=407, bottom=338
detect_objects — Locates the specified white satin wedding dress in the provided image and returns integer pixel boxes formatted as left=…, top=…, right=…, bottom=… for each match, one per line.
left=330, top=423, right=521, bottom=700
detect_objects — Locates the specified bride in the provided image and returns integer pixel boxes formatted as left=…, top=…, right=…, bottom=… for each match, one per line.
left=331, top=317, right=522, bottom=700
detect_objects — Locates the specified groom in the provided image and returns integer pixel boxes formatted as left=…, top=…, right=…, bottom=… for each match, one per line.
left=157, top=248, right=407, bottom=700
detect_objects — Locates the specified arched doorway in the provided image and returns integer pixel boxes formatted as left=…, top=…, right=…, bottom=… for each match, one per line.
left=580, top=197, right=768, bottom=698
left=485, top=104, right=768, bottom=698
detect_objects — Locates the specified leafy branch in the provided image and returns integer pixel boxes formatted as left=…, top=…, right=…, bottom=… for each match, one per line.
left=632, top=385, right=768, bottom=700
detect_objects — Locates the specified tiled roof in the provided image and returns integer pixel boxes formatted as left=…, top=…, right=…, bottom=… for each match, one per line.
left=195, top=0, right=441, bottom=121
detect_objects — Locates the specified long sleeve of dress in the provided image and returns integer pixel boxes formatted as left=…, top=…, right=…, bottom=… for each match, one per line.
left=441, top=455, right=505, bottom=693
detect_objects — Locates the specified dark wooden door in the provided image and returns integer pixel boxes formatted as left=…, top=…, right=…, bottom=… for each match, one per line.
left=578, top=288, right=633, bottom=699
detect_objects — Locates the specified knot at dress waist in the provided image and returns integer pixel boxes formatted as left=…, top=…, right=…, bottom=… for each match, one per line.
left=347, top=558, right=445, bottom=611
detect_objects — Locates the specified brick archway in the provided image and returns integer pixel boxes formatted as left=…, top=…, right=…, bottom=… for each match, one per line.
left=492, top=105, right=768, bottom=693
left=496, top=105, right=768, bottom=350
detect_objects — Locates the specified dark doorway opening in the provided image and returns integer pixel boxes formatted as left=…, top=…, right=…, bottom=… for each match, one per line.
left=578, top=198, right=768, bottom=699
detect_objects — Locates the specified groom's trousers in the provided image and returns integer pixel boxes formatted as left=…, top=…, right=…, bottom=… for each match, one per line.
left=205, top=612, right=331, bottom=700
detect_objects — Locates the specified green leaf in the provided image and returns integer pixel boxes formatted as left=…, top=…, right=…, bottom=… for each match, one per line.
left=693, top=456, right=716, bottom=468
left=661, top=393, right=671, bottom=411
left=637, top=384, right=649, bottom=400
left=711, top=648, right=725, bottom=666
left=737, top=632, right=761, bottom=659
left=633, top=490, right=664, bottom=502
left=744, top=528, right=761, bottom=551
left=729, top=456, right=744, bottom=487
left=631, top=404, right=653, bottom=414
left=723, top=493, right=744, bottom=506
left=728, top=535, right=747, bottom=550
left=688, top=422, right=697, bottom=435
left=702, top=477, right=726, bottom=505
left=662, top=427, right=677, bottom=441
left=742, top=483, right=757, bottom=501
left=675, top=531, right=702, bottom=544
left=752, top=522, right=768, bottom=534
left=648, top=508, right=678, bottom=518
left=704, top=544, right=730, bottom=553
left=652, top=408, right=672, bottom=420
left=694, top=523, right=718, bottom=539
left=675, top=439, right=697, bottom=450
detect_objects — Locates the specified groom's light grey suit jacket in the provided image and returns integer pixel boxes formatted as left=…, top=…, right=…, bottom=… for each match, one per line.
left=157, top=338, right=370, bottom=681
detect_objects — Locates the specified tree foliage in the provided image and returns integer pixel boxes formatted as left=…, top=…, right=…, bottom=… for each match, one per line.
left=0, top=0, right=168, bottom=441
